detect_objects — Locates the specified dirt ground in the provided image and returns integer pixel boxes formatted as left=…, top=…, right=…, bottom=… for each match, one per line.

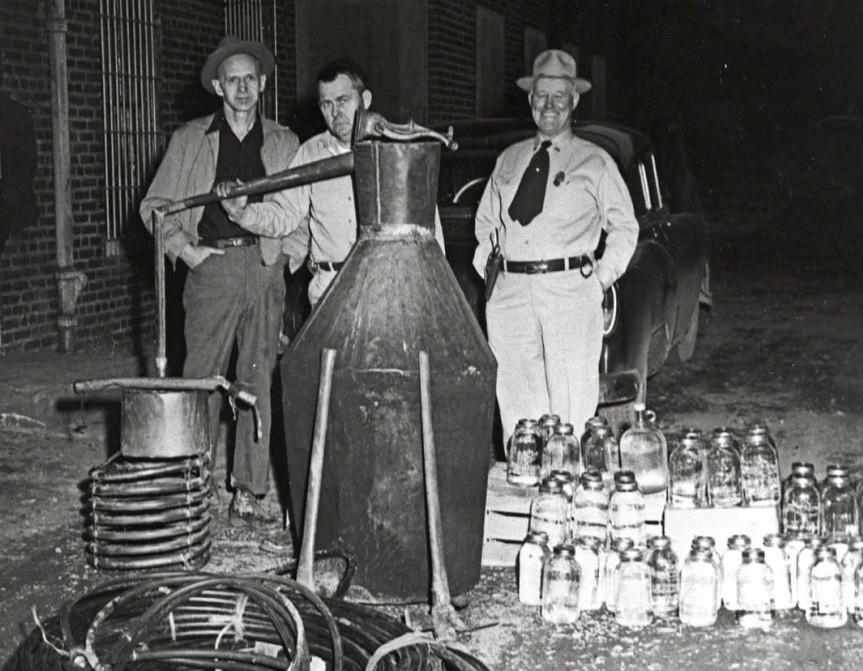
left=1, top=229, right=863, bottom=669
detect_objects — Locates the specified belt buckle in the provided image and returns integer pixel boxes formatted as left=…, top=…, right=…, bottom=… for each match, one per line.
left=307, top=258, right=319, bottom=274
left=579, top=257, right=594, bottom=278
left=526, top=261, right=547, bottom=275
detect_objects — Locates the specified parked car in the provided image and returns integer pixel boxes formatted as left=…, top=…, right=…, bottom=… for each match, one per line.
left=435, top=118, right=712, bottom=432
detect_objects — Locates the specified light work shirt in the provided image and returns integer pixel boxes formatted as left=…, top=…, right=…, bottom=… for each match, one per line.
left=473, top=129, right=639, bottom=289
left=238, top=130, right=446, bottom=262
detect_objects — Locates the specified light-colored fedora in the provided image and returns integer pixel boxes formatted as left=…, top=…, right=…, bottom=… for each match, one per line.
left=200, top=36, right=275, bottom=94
left=517, top=49, right=591, bottom=94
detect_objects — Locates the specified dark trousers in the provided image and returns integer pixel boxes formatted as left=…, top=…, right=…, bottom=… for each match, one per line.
left=183, top=246, right=286, bottom=495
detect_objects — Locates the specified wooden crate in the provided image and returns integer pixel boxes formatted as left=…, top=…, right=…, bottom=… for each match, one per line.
left=482, top=463, right=667, bottom=567
left=664, top=504, right=780, bottom=561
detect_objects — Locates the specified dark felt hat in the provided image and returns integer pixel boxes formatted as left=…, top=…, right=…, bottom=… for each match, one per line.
left=200, top=36, right=275, bottom=94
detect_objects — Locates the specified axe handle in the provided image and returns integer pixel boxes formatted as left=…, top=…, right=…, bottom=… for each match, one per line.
left=296, top=347, right=337, bottom=590
left=419, top=350, right=452, bottom=607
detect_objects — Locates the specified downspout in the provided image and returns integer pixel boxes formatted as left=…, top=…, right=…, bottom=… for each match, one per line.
left=47, top=0, right=86, bottom=352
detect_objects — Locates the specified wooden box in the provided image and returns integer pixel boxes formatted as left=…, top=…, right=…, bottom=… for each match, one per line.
left=664, top=504, right=781, bottom=561
left=482, top=463, right=667, bottom=567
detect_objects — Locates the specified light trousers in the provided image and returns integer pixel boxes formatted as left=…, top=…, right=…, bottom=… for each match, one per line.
left=486, top=269, right=604, bottom=452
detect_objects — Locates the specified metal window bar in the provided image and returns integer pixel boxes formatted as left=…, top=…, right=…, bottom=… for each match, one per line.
left=224, top=0, right=278, bottom=121
left=99, top=0, right=159, bottom=254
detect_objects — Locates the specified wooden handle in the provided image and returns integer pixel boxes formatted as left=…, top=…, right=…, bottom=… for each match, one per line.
left=296, top=347, right=337, bottom=590
left=419, top=350, right=452, bottom=606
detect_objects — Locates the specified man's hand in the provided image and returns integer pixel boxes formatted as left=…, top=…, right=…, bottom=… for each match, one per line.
left=179, top=243, right=224, bottom=269
left=215, top=179, right=248, bottom=223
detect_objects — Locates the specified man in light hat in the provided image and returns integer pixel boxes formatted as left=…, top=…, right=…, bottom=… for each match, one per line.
left=141, top=36, right=301, bottom=537
left=473, top=49, right=639, bottom=450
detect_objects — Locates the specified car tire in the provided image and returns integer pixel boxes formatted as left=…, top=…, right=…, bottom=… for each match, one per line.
left=669, top=304, right=701, bottom=363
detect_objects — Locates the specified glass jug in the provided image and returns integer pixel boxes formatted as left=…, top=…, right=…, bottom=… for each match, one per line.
left=618, top=403, right=669, bottom=495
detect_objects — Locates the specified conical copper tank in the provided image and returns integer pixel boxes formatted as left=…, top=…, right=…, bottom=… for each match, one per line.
left=280, top=139, right=497, bottom=600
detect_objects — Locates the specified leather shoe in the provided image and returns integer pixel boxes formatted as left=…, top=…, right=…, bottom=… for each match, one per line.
left=228, top=489, right=281, bottom=530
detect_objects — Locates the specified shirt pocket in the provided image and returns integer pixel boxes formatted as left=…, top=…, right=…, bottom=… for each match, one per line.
left=544, top=172, right=597, bottom=223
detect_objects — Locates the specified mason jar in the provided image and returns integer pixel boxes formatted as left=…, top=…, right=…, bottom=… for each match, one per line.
left=647, top=535, right=680, bottom=619
left=741, top=429, right=781, bottom=506
left=680, top=547, right=720, bottom=627
left=842, top=537, right=863, bottom=614
left=582, top=423, right=619, bottom=491
left=737, top=547, right=774, bottom=630
left=508, top=418, right=542, bottom=486
left=539, top=413, right=562, bottom=449
left=602, top=536, right=635, bottom=612
left=615, top=547, right=652, bottom=628
left=609, top=470, right=646, bottom=549
left=619, top=404, right=669, bottom=495
left=706, top=430, right=742, bottom=507
left=763, top=533, right=794, bottom=611
left=782, top=461, right=817, bottom=497
left=541, top=423, right=579, bottom=480
left=572, top=469, right=609, bottom=544
left=721, top=534, right=752, bottom=611
left=797, top=535, right=825, bottom=612
left=541, top=544, right=580, bottom=625
left=529, top=477, right=568, bottom=548
left=580, top=415, right=609, bottom=462
left=692, top=535, right=722, bottom=603
left=807, top=546, right=847, bottom=628
left=574, top=535, right=603, bottom=611
left=822, top=470, right=859, bottom=538
left=550, top=469, right=576, bottom=505
left=668, top=430, right=704, bottom=509
left=518, top=530, right=551, bottom=606
left=782, top=474, right=821, bottom=538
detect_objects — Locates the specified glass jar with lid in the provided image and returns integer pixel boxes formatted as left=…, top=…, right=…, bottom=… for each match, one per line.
left=538, top=413, right=561, bottom=448
left=736, top=548, right=774, bottom=630
left=580, top=415, right=609, bottom=460
left=609, top=470, right=646, bottom=549
left=705, top=430, right=743, bottom=507
left=615, top=547, right=652, bottom=628
left=647, top=536, right=680, bottom=619
left=842, top=537, right=863, bottom=614
left=541, top=423, right=579, bottom=481
left=619, top=403, right=669, bottom=495
left=529, top=477, right=568, bottom=548
left=797, top=535, right=825, bottom=612
left=763, top=533, right=794, bottom=611
left=710, top=426, right=742, bottom=455
left=782, top=461, right=817, bottom=496
left=574, top=535, right=603, bottom=611
left=541, top=544, right=580, bottom=625
left=721, top=534, right=751, bottom=611
left=668, top=430, right=704, bottom=509
left=507, top=418, right=542, bottom=486
left=602, top=536, right=635, bottom=612
left=822, top=469, right=859, bottom=537
left=518, top=530, right=551, bottom=606
left=741, top=429, right=781, bottom=506
left=679, top=546, right=720, bottom=627
left=782, top=473, right=821, bottom=538
left=807, top=546, right=847, bottom=628
left=582, top=423, right=619, bottom=491
left=692, top=535, right=722, bottom=602
left=572, top=469, right=609, bottom=543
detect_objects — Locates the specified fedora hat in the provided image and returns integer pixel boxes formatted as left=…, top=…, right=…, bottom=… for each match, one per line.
left=200, top=36, right=275, bottom=94
left=517, top=49, right=591, bottom=94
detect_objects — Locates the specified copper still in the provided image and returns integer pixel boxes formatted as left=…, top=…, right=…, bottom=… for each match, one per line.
left=280, top=133, right=497, bottom=599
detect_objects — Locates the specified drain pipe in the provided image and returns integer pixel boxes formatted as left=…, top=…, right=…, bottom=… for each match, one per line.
left=48, top=0, right=86, bottom=352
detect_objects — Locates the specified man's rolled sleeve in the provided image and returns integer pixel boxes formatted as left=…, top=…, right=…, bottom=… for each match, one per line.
left=472, top=165, right=503, bottom=278
left=594, top=162, right=639, bottom=289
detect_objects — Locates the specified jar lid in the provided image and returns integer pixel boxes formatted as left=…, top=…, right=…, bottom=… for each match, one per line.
left=728, top=534, right=751, bottom=549
left=539, top=477, right=563, bottom=494
left=611, top=537, right=635, bottom=552
left=614, top=480, right=639, bottom=492
left=539, top=414, right=561, bottom=426
left=594, top=425, right=613, bottom=438
left=553, top=422, right=575, bottom=435
left=577, top=535, right=602, bottom=549
left=614, top=470, right=636, bottom=484
left=683, top=427, right=704, bottom=437
left=815, top=545, right=837, bottom=560
left=763, top=533, right=785, bottom=547
left=580, top=469, right=603, bottom=486
left=620, top=547, right=644, bottom=561
left=741, top=547, right=765, bottom=563
left=552, top=543, right=575, bottom=556
left=691, top=535, right=716, bottom=549
left=689, top=548, right=713, bottom=561
left=790, top=461, right=814, bottom=474
left=517, top=418, right=538, bottom=428
left=525, top=530, right=550, bottom=545
left=648, top=536, right=671, bottom=549
left=551, top=470, right=574, bottom=485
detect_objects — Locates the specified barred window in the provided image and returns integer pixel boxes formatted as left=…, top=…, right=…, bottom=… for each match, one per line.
left=99, top=0, right=160, bottom=256
left=224, top=0, right=279, bottom=121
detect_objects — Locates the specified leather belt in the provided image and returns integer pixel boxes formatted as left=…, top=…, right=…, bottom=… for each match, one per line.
left=503, top=255, right=593, bottom=276
left=309, top=260, right=344, bottom=273
left=199, top=236, right=257, bottom=249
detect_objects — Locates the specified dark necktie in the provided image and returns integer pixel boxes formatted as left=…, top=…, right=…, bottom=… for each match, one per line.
left=508, top=140, right=551, bottom=226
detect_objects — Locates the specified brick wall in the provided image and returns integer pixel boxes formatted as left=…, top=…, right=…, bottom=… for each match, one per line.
left=0, top=0, right=297, bottom=354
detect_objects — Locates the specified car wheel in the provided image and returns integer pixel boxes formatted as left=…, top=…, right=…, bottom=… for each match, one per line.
left=669, top=304, right=700, bottom=363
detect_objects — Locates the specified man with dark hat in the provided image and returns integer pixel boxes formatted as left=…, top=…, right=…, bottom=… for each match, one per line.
left=473, top=49, right=639, bottom=451
left=140, top=36, right=300, bottom=535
